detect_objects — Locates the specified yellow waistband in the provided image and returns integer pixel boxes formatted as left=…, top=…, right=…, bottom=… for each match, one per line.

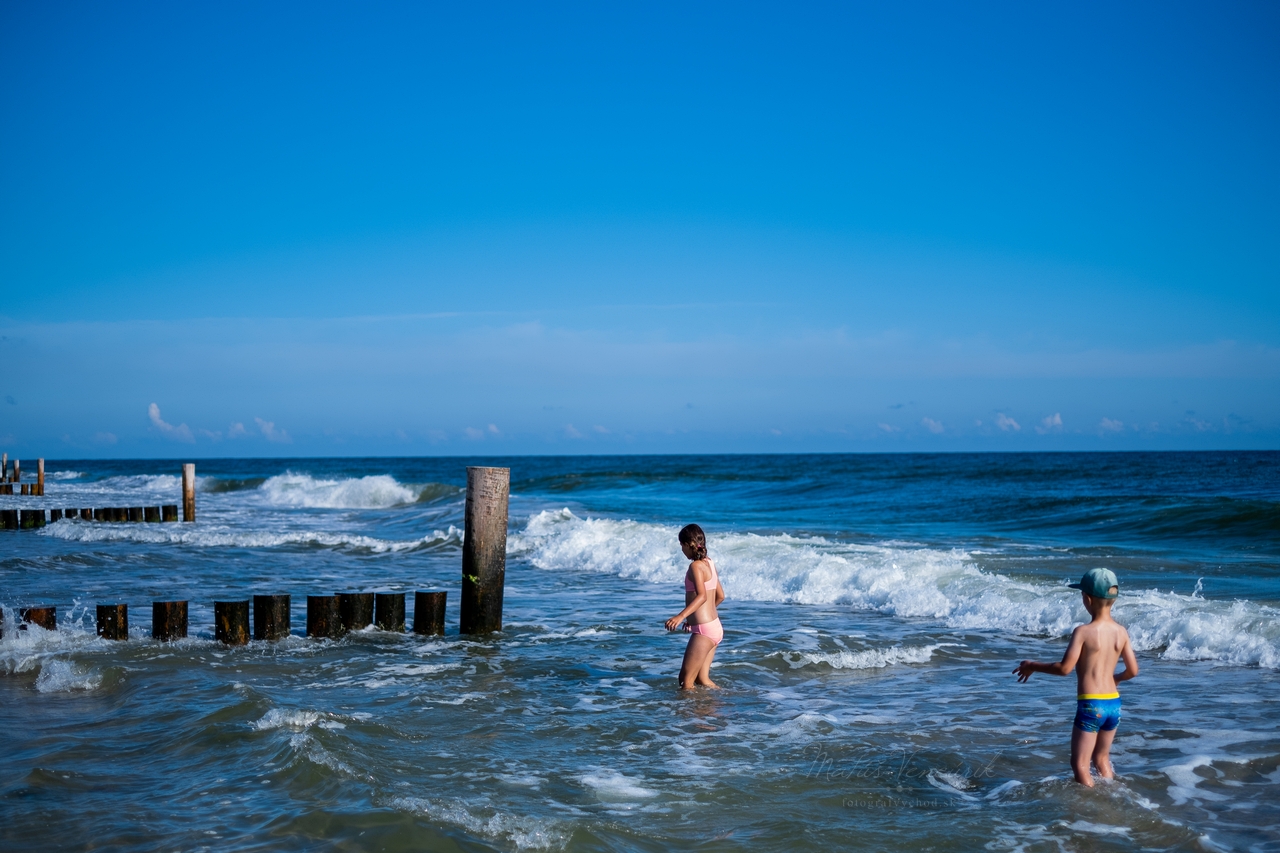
left=1077, top=692, right=1120, bottom=700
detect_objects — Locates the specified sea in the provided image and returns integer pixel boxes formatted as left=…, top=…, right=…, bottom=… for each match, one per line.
left=1, top=452, right=1278, bottom=852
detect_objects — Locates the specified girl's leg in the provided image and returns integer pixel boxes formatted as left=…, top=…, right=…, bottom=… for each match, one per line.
left=695, top=644, right=719, bottom=688
left=678, top=634, right=717, bottom=689
left=1070, top=727, right=1098, bottom=786
left=1091, top=728, right=1118, bottom=779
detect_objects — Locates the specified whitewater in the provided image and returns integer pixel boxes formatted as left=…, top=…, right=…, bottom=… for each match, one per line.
left=2, top=453, right=1278, bottom=852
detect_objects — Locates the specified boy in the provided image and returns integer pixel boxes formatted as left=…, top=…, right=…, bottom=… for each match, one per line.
left=1014, top=568, right=1139, bottom=787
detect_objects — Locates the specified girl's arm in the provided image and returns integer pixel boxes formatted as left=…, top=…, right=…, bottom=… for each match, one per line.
left=664, top=562, right=711, bottom=631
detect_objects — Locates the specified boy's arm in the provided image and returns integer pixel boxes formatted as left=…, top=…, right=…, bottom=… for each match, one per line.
left=1115, top=629, right=1139, bottom=683
left=1014, top=627, right=1083, bottom=682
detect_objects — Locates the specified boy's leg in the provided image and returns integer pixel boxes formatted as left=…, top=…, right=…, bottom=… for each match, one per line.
left=678, top=635, right=717, bottom=689
left=1070, top=727, right=1098, bottom=787
left=1091, top=727, right=1117, bottom=779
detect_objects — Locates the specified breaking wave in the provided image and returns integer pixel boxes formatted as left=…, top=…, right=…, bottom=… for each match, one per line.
left=511, top=509, right=1280, bottom=668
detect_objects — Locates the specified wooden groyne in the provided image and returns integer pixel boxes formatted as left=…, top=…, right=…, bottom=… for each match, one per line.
left=0, top=455, right=45, bottom=496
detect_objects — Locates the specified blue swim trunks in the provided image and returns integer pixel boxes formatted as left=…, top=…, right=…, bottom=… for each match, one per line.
left=1074, top=694, right=1121, bottom=733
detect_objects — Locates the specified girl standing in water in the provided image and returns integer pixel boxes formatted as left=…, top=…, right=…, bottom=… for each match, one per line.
left=665, top=524, right=726, bottom=689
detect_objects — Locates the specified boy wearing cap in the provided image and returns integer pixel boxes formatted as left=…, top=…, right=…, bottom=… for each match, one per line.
left=1014, top=568, right=1140, bottom=787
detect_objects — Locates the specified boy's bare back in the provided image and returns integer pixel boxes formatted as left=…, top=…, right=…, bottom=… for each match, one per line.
left=1070, top=617, right=1132, bottom=697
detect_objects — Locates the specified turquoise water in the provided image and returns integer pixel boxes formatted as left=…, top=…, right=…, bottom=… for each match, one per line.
left=2, top=453, right=1278, bottom=851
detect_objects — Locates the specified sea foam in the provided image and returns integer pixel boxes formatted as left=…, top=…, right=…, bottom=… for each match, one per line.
left=258, top=472, right=418, bottom=508
left=511, top=509, right=1280, bottom=668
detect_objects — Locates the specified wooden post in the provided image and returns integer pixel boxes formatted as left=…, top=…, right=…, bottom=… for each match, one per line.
left=182, top=463, right=195, bottom=522
left=1, top=452, right=6, bottom=481
left=80, top=508, right=92, bottom=521
left=375, top=592, right=405, bottom=632
left=12, top=459, right=18, bottom=483
left=96, top=604, right=128, bottom=640
left=307, top=595, right=342, bottom=638
left=93, top=508, right=107, bottom=521
left=49, top=509, right=63, bottom=522
left=19, top=509, right=45, bottom=529
left=0, top=510, right=17, bottom=530
left=20, top=606, right=56, bottom=631
left=413, top=591, right=447, bottom=636
left=153, top=601, right=188, bottom=640
left=460, top=467, right=509, bottom=634
left=111, top=507, right=126, bottom=522
left=214, top=600, right=249, bottom=645
left=37, top=458, right=44, bottom=496
left=127, top=507, right=143, bottom=522
left=20, top=484, right=28, bottom=495
left=338, top=592, right=374, bottom=632
left=144, top=506, right=161, bottom=522
left=253, top=594, right=291, bottom=641
left=162, top=504, right=179, bottom=522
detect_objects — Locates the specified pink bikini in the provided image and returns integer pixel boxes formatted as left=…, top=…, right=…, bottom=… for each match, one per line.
left=684, top=561, right=724, bottom=646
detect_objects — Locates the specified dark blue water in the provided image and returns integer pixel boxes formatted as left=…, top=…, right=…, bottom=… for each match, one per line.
left=2, top=452, right=1278, bottom=851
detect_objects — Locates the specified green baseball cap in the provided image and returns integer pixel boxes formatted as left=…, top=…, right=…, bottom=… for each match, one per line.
left=1069, top=568, right=1120, bottom=599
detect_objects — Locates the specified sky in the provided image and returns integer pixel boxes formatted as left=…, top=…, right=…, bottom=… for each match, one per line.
left=1, top=1, right=1278, bottom=457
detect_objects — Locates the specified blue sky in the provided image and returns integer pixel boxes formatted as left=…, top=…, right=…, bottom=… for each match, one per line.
left=1, top=1, right=1277, bottom=456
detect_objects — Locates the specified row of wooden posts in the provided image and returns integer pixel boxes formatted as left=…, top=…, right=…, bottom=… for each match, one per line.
left=1, top=464, right=511, bottom=635
left=0, top=454, right=45, bottom=495
left=0, top=591, right=449, bottom=642
left=1, top=506, right=181, bottom=529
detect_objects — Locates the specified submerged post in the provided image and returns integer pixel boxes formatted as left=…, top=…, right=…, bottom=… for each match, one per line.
left=460, top=466, right=509, bottom=635
left=413, top=591, right=447, bottom=636
left=253, top=594, right=291, bottom=641
left=152, top=601, right=188, bottom=641
left=96, top=604, right=128, bottom=640
left=307, top=595, right=342, bottom=639
left=214, top=600, right=249, bottom=645
left=144, top=506, right=161, bottom=523
left=182, top=463, right=195, bottom=522
left=37, top=458, right=44, bottom=496
left=161, top=504, right=179, bottom=522
left=20, top=606, right=56, bottom=631
left=375, top=592, right=405, bottom=632
left=338, top=592, right=374, bottom=631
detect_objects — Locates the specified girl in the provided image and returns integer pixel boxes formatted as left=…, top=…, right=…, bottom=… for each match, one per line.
left=664, top=523, right=726, bottom=689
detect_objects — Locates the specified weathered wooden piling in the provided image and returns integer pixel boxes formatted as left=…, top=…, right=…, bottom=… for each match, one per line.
left=80, top=508, right=93, bottom=521
left=93, top=508, right=108, bottom=521
left=306, top=595, right=343, bottom=639
left=460, top=466, right=510, bottom=635
left=253, top=594, right=291, bottom=641
left=114, top=507, right=129, bottom=522
left=413, top=591, right=447, bottom=636
left=182, top=463, right=195, bottom=522
left=152, top=601, right=188, bottom=641
left=339, top=592, right=374, bottom=631
left=162, top=504, right=179, bottom=522
left=128, top=507, right=144, bottom=522
left=214, top=600, right=250, bottom=645
left=49, top=509, right=63, bottom=522
left=12, top=459, right=19, bottom=483
left=19, top=509, right=45, bottom=529
left=144, top=506, right=161, bottom=523
left=20, top=484, right=29, bottom=495
left=20, top=606, right=56, bottom=631
left=96, top=604, right=128, bottom=640
left=1, top=509, right=17, bottom=530
left=375, top=592, right=405, bottom=632
left=1, top=452, right=6, bottom=480
left=36, top=458, right=44, bottom=496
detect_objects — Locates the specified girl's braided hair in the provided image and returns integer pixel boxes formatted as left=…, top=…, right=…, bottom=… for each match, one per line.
left=678, top=523, right=708, bottom=560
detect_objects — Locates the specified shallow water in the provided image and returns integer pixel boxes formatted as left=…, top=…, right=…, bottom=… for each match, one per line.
left=2, top=453, right=1278, bottom=851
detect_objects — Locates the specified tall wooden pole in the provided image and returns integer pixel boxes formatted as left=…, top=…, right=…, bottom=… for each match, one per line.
left=2, top=452, right=7, bottom=481
left=460, top=466, right=509, bottom=634
left=182, top=463, right=195, bottom=522
left=12, top=459, right=19, bottom=483
left=36, top=459, right=44, bottom=496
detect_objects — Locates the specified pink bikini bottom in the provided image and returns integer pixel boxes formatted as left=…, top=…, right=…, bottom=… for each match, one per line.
left=686, top=617, right=724, bottom=646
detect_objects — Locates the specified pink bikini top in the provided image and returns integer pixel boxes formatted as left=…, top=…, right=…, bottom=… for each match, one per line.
left=684, top=560, right=719, bottom=593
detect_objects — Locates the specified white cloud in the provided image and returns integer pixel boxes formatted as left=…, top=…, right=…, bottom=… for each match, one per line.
left=228, top=422, right=248, bottom=438
left=197, top=428, right=223, bottom=441
left=995, top=413, right=1021, bottom=432
left=1035, top=413, right=1063, bottom=434
left=592, top=425, right=611, bottom=434
left=487, top=423, right=501, bottom=435
left=92, top=431, right=117, bottom=445
left=878, top=423, right=900, bottom=433
left=148, top=403, right=194, bottom=442
left=564, top=424, right=584, bottom=438
left=921, top=417, right=944, bottom=434
left=1099, top=417, right=1124, bottom=433
left=464, top=426, right=484, bottom=440
left=255, top=417, right=291, bottom=443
